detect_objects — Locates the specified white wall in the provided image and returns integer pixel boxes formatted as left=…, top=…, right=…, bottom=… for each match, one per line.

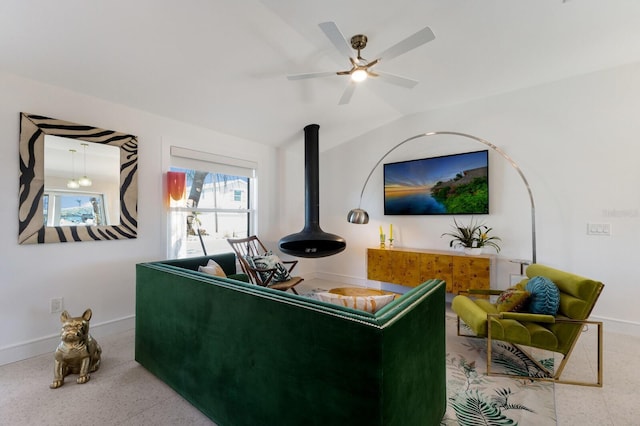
left=0, top=72, right=280, bottom=365
left=306, top=62, right=640, bottom=335
left=3, top=60, right=639, bottom=365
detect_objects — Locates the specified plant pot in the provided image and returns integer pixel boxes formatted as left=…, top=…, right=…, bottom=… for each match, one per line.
left=463, top=247, right=483, bottom=255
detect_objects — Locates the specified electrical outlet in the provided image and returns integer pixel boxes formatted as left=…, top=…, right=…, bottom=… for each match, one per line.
left=587, top=223, right=611, bottom=236
left=50, top=297, right=64, bottom=314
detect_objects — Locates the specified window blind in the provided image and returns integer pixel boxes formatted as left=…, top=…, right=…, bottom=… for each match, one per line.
left=170, top=146, right=257, bottom=178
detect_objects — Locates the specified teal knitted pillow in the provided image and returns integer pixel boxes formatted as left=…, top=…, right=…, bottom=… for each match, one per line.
left=525, top=276, right=560, bottom=315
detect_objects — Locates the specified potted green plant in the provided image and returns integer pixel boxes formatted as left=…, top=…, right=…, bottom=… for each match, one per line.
left=441, top=217, right=501, bottom=254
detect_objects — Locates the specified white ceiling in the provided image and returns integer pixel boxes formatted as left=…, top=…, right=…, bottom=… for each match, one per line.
left=2, top=0, right=640, bottom=151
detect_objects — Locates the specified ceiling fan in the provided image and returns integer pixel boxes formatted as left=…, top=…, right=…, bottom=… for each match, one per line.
left=287, top=21, right=435, bottom=105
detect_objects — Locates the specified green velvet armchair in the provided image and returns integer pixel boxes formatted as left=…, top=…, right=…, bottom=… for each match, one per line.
left=452, top=264, right=604, bottom=386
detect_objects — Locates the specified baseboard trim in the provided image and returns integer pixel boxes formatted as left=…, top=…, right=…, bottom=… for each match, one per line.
left=314, top=271, right=366, bottom=287
left=0, top=315, right=135, bottom=367
left=591, top=315, right=640, bottom=337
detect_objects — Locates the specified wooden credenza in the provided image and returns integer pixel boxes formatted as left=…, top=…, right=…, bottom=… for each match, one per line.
left=367, top=247, right=493, bottom=294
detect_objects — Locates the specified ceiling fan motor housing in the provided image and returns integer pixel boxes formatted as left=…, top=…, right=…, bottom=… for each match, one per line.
left=350, top=34, right=368, bottom=51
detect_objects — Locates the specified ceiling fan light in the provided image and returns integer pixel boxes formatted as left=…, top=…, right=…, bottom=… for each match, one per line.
left=351, top=69, right=368, bottom=82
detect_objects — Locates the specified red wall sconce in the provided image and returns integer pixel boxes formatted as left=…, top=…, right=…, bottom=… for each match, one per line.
left=167, top=171, right=186, bottom=206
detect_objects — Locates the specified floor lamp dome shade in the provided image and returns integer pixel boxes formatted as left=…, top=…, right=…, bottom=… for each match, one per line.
left=347, top=208, right=369, bottom=224
left=347, top=131, right=537, bottom=264
left=279, top=124, right=346, bottom=258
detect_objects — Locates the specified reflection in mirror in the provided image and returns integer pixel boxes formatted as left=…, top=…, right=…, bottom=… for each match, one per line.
left=43, top=193, right=109, bottom=226
left=19, top=113, right=138, bottom=244
left=44, top=135, right=121, bottom=226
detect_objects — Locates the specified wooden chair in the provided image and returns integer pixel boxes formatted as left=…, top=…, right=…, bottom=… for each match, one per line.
left=227, top=236, right=303, bottom=294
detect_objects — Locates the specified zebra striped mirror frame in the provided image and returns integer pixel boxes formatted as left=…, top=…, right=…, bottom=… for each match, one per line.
left=18, top=113, right=138, bottom=244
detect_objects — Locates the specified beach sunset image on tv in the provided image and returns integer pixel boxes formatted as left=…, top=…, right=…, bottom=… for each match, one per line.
left=384, top=150, right=489, bottom=215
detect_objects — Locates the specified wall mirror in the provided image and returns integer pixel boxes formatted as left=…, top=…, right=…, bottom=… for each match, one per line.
left=44, top=135, right=121, bottom=226
left=19, top=113, right=138, bottom=244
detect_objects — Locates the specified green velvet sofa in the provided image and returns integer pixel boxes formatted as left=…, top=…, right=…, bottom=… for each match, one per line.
left=158, top=252, right=249, bottom=282
left=136, top=253, right=446, bottom=426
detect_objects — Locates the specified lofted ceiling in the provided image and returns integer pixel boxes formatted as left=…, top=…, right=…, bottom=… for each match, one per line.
left=2, top=0, right=640, bottom=151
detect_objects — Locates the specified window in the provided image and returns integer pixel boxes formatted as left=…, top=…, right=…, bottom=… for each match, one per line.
left=43, top=191, right=109, bottom=226
left=168, top=147, right=257, bottom=258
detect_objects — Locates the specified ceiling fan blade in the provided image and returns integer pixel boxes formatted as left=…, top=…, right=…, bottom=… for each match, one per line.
left=287, top=71, right=337, bottom=80
left=318, top=21, right=353, bottom=59
left=375, top=71, right=419, bottom=89
left=338, top=81, right=357, bottom=105
left=375, top=26, right=435, bottom=63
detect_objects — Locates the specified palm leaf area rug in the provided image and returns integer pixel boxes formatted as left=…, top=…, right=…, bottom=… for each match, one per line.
left=442, top=315, right=557, bottom=425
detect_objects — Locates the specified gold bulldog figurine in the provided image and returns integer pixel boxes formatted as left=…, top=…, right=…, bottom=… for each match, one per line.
left=50, top=309, right=102, bottom=389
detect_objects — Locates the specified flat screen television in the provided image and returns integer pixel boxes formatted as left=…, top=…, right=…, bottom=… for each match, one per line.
left=383, top=150, right=489, bottom=215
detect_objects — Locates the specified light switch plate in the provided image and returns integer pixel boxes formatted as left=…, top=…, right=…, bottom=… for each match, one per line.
left=587, top=223, right=611, bottom=236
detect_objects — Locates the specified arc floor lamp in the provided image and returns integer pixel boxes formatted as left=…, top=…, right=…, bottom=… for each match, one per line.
left=346, top=131, right=537, bottom=264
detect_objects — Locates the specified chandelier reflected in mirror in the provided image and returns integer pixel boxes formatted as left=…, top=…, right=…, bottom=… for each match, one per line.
left=66, top=149, right=80, bottom=189
left=78, top=143, right=92, bottom=187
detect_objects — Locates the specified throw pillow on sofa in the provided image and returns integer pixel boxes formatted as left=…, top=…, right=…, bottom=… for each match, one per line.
left=245, top=252, right=291, bottom=283
left=198, top=259, right=227, bottom=278
left=525, top=276, right=560, bottom=315
left=316, top=291, right=395, bottom=313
